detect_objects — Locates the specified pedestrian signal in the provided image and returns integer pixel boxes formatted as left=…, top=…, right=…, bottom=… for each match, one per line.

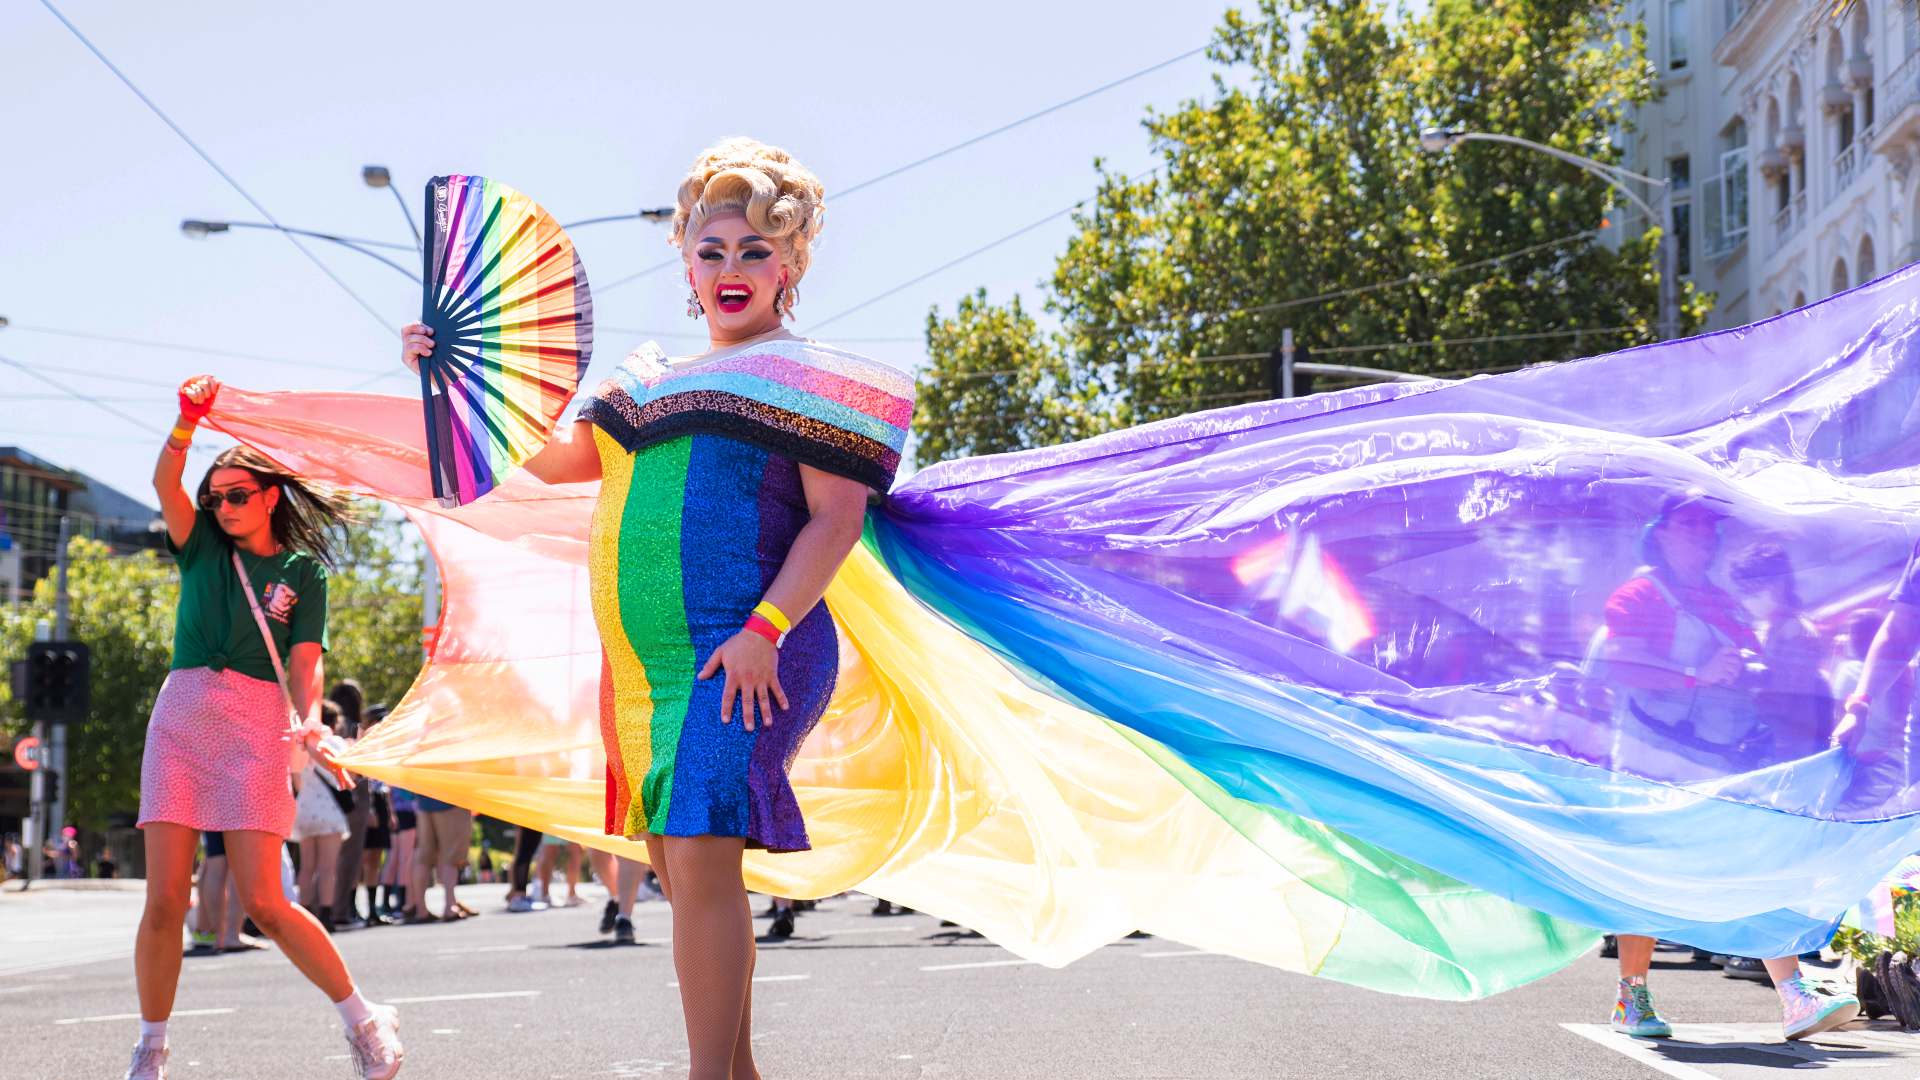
left=24, top=641, right=90, bottom=724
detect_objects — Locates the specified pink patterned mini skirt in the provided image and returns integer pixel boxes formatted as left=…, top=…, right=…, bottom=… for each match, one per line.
left=138, top=666, right=298, bottom=837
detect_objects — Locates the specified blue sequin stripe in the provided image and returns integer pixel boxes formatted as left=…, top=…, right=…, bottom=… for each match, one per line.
left=662, top=434, right=770, bottom=837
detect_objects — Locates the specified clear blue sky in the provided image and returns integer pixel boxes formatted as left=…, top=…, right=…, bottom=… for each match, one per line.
left=1, top=0, right=1235, bottom=501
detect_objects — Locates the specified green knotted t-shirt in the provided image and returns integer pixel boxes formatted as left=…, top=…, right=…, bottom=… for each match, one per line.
left=167, top=519, right=329, bottom=684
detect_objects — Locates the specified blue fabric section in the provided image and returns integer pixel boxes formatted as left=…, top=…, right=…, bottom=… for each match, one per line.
left=640, top=371, right=906, bottom=447
left=662, top=435, right=767, bottom=839
left=867, top=518, right=1911, bottom=956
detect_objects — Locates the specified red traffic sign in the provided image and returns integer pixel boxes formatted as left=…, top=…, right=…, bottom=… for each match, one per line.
left=13, top=735, right=42, bottom=770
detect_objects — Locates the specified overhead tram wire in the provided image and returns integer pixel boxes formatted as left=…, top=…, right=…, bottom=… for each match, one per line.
left=8, top=324, right=389, bottom=376
left=4, top=358, right=177, bottom=389
left=593, top=40, right=1218, bottom=298
left=39, top=0, right=395, bottom=335
left=919, top=227, right=1614, bottom=383
left=804, top=196, right=1113, bottom=334
left=0, top=354, right=168, bottom=436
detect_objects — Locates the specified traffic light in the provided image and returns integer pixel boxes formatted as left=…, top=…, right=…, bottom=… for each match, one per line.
left=24, top=641, right=91, bottom=724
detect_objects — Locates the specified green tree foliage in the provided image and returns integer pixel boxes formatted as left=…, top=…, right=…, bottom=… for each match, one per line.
left=1, top=505, right=426, bottom=830
left=325, top=510, right=427, bottom=711
left=917, top=0, right=1712, bottom=463
left=1, top=538, right=176, bottom=830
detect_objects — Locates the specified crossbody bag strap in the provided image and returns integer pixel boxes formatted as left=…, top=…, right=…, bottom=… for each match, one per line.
left=231, top=548, right=306, bottom=738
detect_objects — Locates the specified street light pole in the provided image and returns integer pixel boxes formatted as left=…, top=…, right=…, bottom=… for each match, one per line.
left=1419, top=128, right=1678, bottom=341
left=181, top=219, right=421, bottom=283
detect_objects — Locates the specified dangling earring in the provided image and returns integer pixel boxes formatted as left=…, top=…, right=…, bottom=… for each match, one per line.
left=686, top=288, right=704, bottom=320
left=773, top=286, right=787, bottom=319
left=776, top=284, right=798, bottom=319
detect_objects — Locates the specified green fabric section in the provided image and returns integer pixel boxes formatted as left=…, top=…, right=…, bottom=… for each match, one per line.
left=168, top=517, right=329, bottom=684
left=618, top=437, right=696, bottom=835
left=865, top=516, right=1598, bottom=999
left=1104, top=719, right=1600, bottom=999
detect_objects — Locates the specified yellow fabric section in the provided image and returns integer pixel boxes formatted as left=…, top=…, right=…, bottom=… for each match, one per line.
left=587, top=426, right=656, bottom=836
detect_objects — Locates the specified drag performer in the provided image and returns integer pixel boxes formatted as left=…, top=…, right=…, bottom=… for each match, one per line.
left=402, top=136, right=911, bottom=1079
left=130, top=377, right=403, bottom=1080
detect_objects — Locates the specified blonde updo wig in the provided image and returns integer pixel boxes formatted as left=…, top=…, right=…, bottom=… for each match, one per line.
left=671, top=137, right=826, bottom=283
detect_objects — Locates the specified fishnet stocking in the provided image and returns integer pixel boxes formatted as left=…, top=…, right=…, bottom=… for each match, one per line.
left=657, top=835, right=760, bottom=1080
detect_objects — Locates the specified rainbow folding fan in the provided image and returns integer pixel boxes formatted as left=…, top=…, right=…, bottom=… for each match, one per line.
left=417, top=174, right=593, bottom=506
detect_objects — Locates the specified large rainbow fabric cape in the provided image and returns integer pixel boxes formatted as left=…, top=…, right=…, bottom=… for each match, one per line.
left=204, top=265, right=1920, bottom=999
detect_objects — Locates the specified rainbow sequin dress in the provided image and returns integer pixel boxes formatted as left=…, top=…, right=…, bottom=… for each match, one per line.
left=579, top=339, right=913, bottom=850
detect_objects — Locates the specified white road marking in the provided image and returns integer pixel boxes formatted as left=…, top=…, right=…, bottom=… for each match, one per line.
left=0, top=984, right=41, bottom=995
left=385, top=990, right=542, bottom=1004
left=56, top=1007, right=234, bottom=1025
left=1560, top=1022, right=1918, bottom=1078
left=919, top=958, right=1038, bottom=972
left=667, top=974, right=810, bottom=989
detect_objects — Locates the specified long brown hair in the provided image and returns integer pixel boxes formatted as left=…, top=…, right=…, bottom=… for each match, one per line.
left=196, top=446, right=358, bottom=567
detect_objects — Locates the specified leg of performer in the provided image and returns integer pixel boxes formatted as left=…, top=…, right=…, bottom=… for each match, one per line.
left=227, top=830, right=351, bottom=996
left=662, top=834, right=752, bottom=1080
left=133, top=822, right=200, bottom=1033
left=1610, top=934, right=1671, bottom=1037
left=225, top=829, right=404, bottom=1074
left=1766, top=956, right=1861, bottom=1039
left=644, top=833, right=672, bottom=903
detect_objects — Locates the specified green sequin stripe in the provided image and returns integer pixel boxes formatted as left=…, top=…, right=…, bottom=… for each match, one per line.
left=617, top=436, right=696, bottom=834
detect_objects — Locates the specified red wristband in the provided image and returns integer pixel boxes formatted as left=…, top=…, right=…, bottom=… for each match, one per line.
left=177, top=382, right=215, bottom=421
left=743, top=613, right=784, bottom=648
left=1846, top=691, right=1872, bottom=713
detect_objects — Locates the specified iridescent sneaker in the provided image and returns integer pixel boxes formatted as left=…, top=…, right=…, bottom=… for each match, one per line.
left=1610, top=978, right=1673, bottom=1038
left=123, top=1041, right=168, bottom=1080
left=1779, top=975, right=1859, bottom=1041
left=345, top=1004, right=404, bottom=1079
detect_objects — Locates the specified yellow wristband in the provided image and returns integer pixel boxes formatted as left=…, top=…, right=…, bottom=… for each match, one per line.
left=170, top=425, right=195, bottom=442
left=753, top=600, right=792, bottom=634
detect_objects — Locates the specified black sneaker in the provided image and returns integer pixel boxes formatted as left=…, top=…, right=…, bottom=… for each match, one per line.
left=600, top=899, right=618, bottom=934
left=767, top=909, right=795, bottom=941
left=1723, top=956, right=1771, bottom=982
left=872, top=899, right=895, bottom=916
left=614, top=915, right=635, bottom=945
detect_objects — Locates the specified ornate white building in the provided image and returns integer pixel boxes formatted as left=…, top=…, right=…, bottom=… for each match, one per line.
left=1623, top=0, right=1918, bottom=330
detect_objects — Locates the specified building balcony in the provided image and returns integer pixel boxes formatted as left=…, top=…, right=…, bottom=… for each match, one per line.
left=1715, top=0, right=1791, bottom=67
left=1768, top=190, right=1805, bottom=257
left=1877, top=49, right=1920, bottom=156
left=1832, top=138, right=1863, bottom=199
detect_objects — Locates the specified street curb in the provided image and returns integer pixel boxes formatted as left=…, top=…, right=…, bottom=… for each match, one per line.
left=2, top=878, right=145, bottom=893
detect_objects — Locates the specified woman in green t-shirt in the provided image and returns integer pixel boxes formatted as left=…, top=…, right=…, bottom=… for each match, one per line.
left=125, top=376, right=405, bottom=1080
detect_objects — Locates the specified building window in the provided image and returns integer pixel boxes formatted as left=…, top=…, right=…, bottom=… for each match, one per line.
left=1669, top=0, right=1690, bottom=70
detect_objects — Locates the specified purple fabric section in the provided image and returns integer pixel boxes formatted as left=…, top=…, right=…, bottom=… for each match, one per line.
left=746, top=450, right=829, bottom=852
left=882, top=264, right=1920, bottom=823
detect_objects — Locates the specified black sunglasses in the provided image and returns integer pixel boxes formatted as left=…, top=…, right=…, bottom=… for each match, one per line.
left=198, top=486, right=266, bottom=511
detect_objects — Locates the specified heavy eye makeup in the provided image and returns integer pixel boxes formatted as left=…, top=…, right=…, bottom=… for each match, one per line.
left=696, top=245, right=773, bottom=262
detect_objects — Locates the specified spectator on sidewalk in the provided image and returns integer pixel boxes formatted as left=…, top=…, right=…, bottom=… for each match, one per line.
left=327, top=680, right=374, bottom=928
left=409, top=792, right=473, bottom=923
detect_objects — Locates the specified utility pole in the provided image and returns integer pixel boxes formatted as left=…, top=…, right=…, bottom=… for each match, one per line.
left=48, top=516, right=70, bottom=863
left=1280, top=328, right=1296, bottom=399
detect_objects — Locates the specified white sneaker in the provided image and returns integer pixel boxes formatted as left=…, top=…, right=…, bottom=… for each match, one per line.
left=123, top=1041, right=168, bottom=1080
left=344, top=1004, right=404, bottom=1079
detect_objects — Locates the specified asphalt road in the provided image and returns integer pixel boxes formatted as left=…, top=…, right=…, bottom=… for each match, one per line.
left=4, top=882, right=1915, bottom=1079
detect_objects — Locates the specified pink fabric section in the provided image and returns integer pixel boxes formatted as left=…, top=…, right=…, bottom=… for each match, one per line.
left=698, top=352, right=915, bottom=428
